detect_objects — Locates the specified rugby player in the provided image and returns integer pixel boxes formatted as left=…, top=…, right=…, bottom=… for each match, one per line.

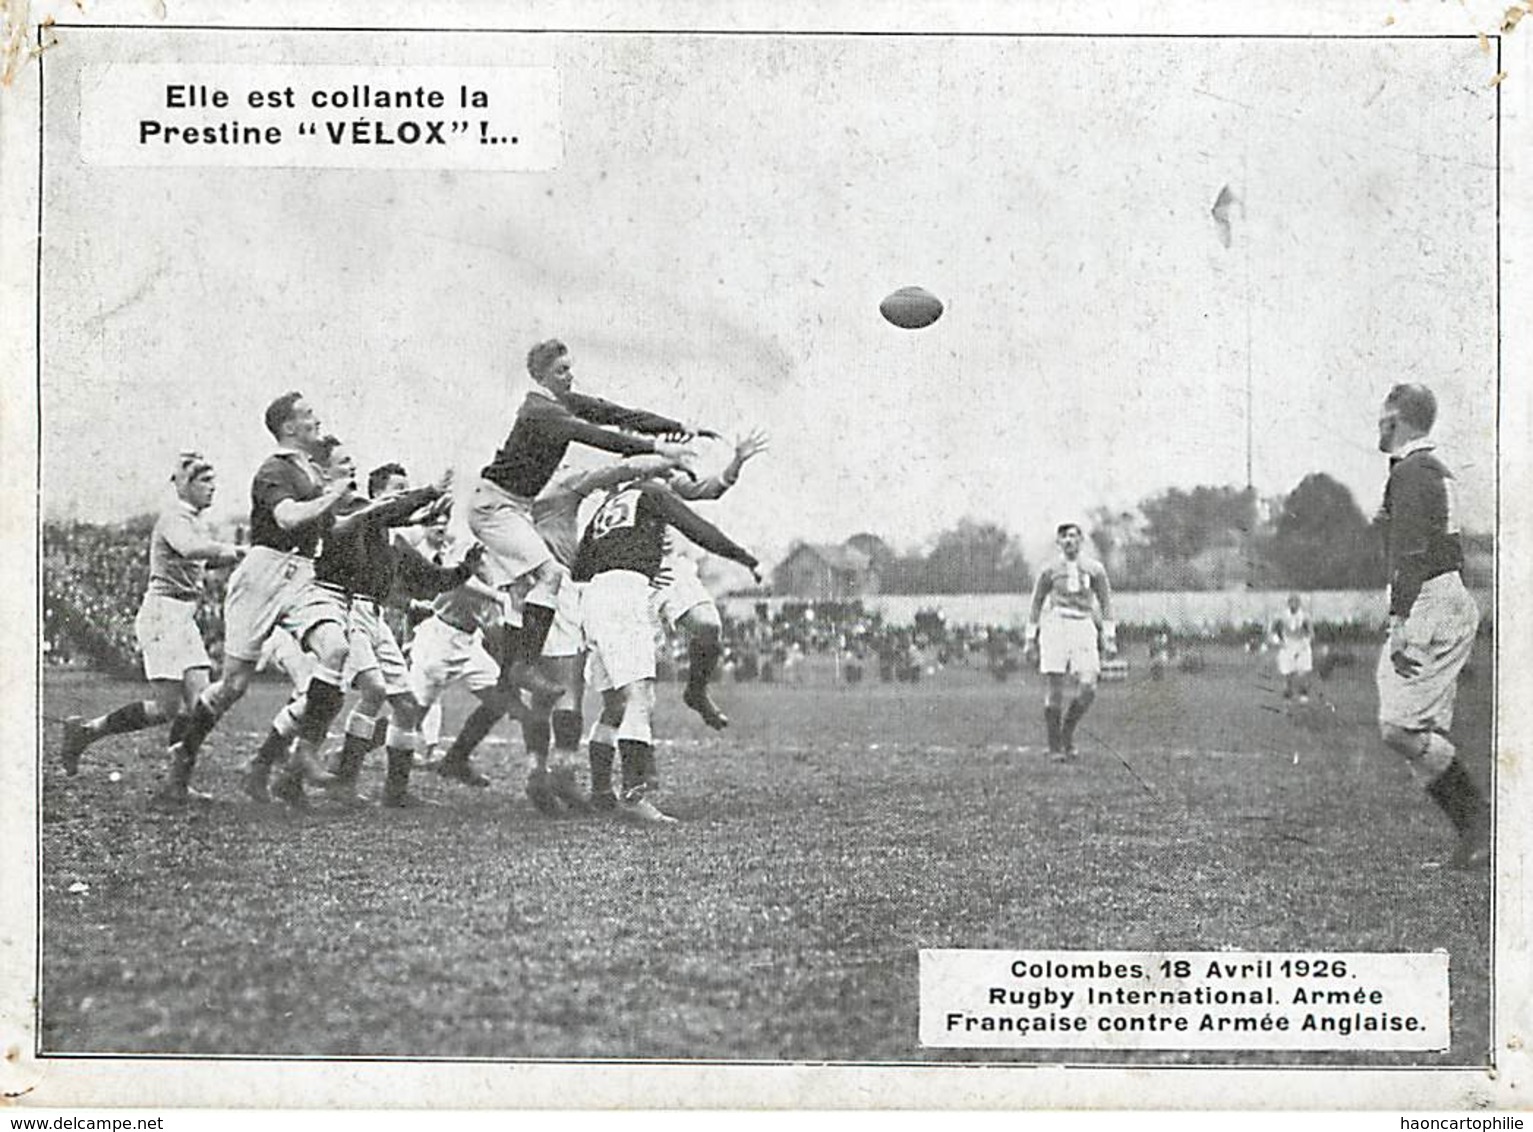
left=659, top=427, right=770, bottom=730
left=59, top=453, right=245, bottom=780
left=572, top=478, right=759, bottom=824
left=1025, top=522, right=1116, bottom=762
left=1374, top=384, right=1489, bottom=869
left=468, top=339, right=704, bottom=699
left=521, top=451, right=683, bottom=814
left=1276, top=593, right=1314, bottom=704
left=159, top=393, right=352, bottom=805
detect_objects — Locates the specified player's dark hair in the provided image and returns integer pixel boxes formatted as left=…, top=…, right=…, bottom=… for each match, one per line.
left=1056, top=522, right=1083, bottom=539
left=1385, top=383, right=1437, bottom=433
left=526, top=338, right=568, bottom=380
left=263, top=391, right=306, bottom=441
left=368, top=462, right=406, bottom=498
left=313, top=434, right=343, bottom=463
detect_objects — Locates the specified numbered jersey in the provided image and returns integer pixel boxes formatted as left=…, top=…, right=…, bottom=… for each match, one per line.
left=572, top=486, right=668, bottom=582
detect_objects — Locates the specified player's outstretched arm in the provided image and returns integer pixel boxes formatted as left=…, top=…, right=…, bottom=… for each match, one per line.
left=271, top=480, right=349, bottom=532
left=161, top=512, right=244, bottom=564
left=560, top=389, right=696, bottom=436
left=390, top=539, right=485, bottom=599
left=641, top=483, right=759, bottom=573
left=560, top=453, right=680, bottom=500
left=671, top=427, right=770, bottom=501
left=333, top=485, right=444, bottom=536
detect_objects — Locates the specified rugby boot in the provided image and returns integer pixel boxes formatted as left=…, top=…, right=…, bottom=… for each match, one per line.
left=617, top=786, right=678, bottom=826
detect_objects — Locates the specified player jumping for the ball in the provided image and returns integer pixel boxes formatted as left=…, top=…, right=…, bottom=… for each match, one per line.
left=467, top=338, right=704, bottom=701
left=1025, top=521, right=1116, bottom=762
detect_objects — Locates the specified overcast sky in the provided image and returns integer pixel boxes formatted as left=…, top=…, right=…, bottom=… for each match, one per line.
left=41, top=30, right=1499, bottom=564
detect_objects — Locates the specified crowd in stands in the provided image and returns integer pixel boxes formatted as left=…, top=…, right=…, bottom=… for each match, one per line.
left=43, top=519, right=1482, bottom=689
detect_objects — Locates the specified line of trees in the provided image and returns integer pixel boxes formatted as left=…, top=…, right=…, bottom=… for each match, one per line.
left=860, top=472, right=1488, bottom=595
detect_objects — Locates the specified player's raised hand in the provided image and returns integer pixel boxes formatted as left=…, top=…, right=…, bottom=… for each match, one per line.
left=735, top=428, right=770, bottom=463
left=653, top=439, right=698, bottom=479
left=461, top=542, right=486, bottom=573
left=431, top=467, right=455, bottom=496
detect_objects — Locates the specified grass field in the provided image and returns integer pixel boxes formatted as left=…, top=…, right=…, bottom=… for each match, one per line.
left=36, top=645, right=1494, bottom=1065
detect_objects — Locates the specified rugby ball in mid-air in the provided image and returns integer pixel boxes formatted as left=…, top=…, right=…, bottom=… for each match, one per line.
left=879, top=286, right=944, bottom=330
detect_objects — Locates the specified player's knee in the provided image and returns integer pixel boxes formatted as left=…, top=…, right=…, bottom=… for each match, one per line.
left=1379, top=723, right=1424, bottom=758
left=388, top=693, right=421, bottom=729
left=684, top=605, right=722, bottom=637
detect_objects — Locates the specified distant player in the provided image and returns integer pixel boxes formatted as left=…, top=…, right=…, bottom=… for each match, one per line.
left=161, top=392, right=352, bottom=805
left=572, top=479, right=759, bottom=823
left=1275, top=593, right=1314, bottom=703
left=59, top=453, right=245, bottom=778
left=467, top=339, right=701, bottom=698
left=1025, top=522, right=1116, bottom=762
left=1374, top=383, right=1488, bottom=869
left=659, top=428, right=770, bottom=729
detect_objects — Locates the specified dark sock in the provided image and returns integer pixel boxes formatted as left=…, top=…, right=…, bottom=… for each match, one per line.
left=1044, top=706, right=1062, bottom=752
left=253, top=727, right=289, bottom=768
left=383, top=747, right=413, bottom=800
left=686, top=632, right=722, bottom=696
left=551, top=709, right=583, bottom=753
left=167, top=712, right=192, bottom=748
left=618, top=739, right=652, bottom=795
left=1426, top=758, right=1483, bottom=832
left=1062, top=698, right=1090, bottom=747
left=333, top=731, right=372, bottom=784
left=297, top=677, right=344, bottom=745
left=96, top=700, right=157, bottom=737
left=589, top=741, right=616, bottom=796
left=445, top=701, right=504, bottom=763
left=521, top=715, right=552, bottom=761
left=519, top=602, right=556, bottom=663
left=177, top=696, right=221, bottom=757
left=371, top=717, right=389, bottom=749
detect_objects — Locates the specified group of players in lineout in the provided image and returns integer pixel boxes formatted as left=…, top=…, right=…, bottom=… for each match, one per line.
left=56, top=355, right=1491, bottom=862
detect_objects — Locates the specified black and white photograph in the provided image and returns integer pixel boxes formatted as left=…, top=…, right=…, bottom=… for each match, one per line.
left=1, top=0, right=1529, bottom=1114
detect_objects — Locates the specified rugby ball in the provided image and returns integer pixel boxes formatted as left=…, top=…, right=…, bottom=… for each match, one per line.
left=879, top=286, right=944, bottom=330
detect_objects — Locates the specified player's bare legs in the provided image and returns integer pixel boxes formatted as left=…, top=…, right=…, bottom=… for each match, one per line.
left=587, top=692, right=625, bottom=811
left=1380, top=722, right=1490, bottom=869
left=271, top=620, right=349, bottom=806
left=677, top=603, right=729, bottom=730
left=325, top=668, right=389, bottom=805
left=61, top=668, right=205, bottom=776
left=611, top=678, right=672, bottom=825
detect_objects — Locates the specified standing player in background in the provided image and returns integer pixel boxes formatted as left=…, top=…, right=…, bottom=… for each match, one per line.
left=161, top=393, right=352, bottom=805
left=1276, top=593, right=1314, bottom=704
left=659, top=428, right=770, bottom=730
left=467, top=338, right=703, bottom=699
left=1373, top=384, right=1488, bottom=869
left=1026, top=522, right=1116, bottom=762
left=59, top=453, right=245, bottom=783
left=572, top=478, right=760, bottom=824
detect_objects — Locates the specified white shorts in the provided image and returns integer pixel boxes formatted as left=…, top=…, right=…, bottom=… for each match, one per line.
left=1376, top=575, right=1479, bottom=733
left=467, top=478, right=553, bottom=587
left=543, top=578, right=587, bottom=659
left=408, top=615, right=500, bottom=706
left=584, top=570, right=658, bottom=692
left=347, top=598, right=411, bottom=697
left=259, top=628, right=314, bottom=689
left=653, top=555, right=713, bottom=628
left=221, top=547, right=346, bottom=664
left=135, top=593, right=210, bottom=680
left=1039, top=615, right=1100, bottom=678
left=1278, top=640, right=1313, bottom=676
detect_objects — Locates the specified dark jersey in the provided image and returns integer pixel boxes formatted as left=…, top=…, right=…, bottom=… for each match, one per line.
left=480, top=390, right=686, bottom=499
left=572, top=482, right=757, bottom=583
left=249, top=451, right=326, bottom=555
left=315, top=487, right=440, bottom=599
left=1380, top=445, right=1465, bottom=617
